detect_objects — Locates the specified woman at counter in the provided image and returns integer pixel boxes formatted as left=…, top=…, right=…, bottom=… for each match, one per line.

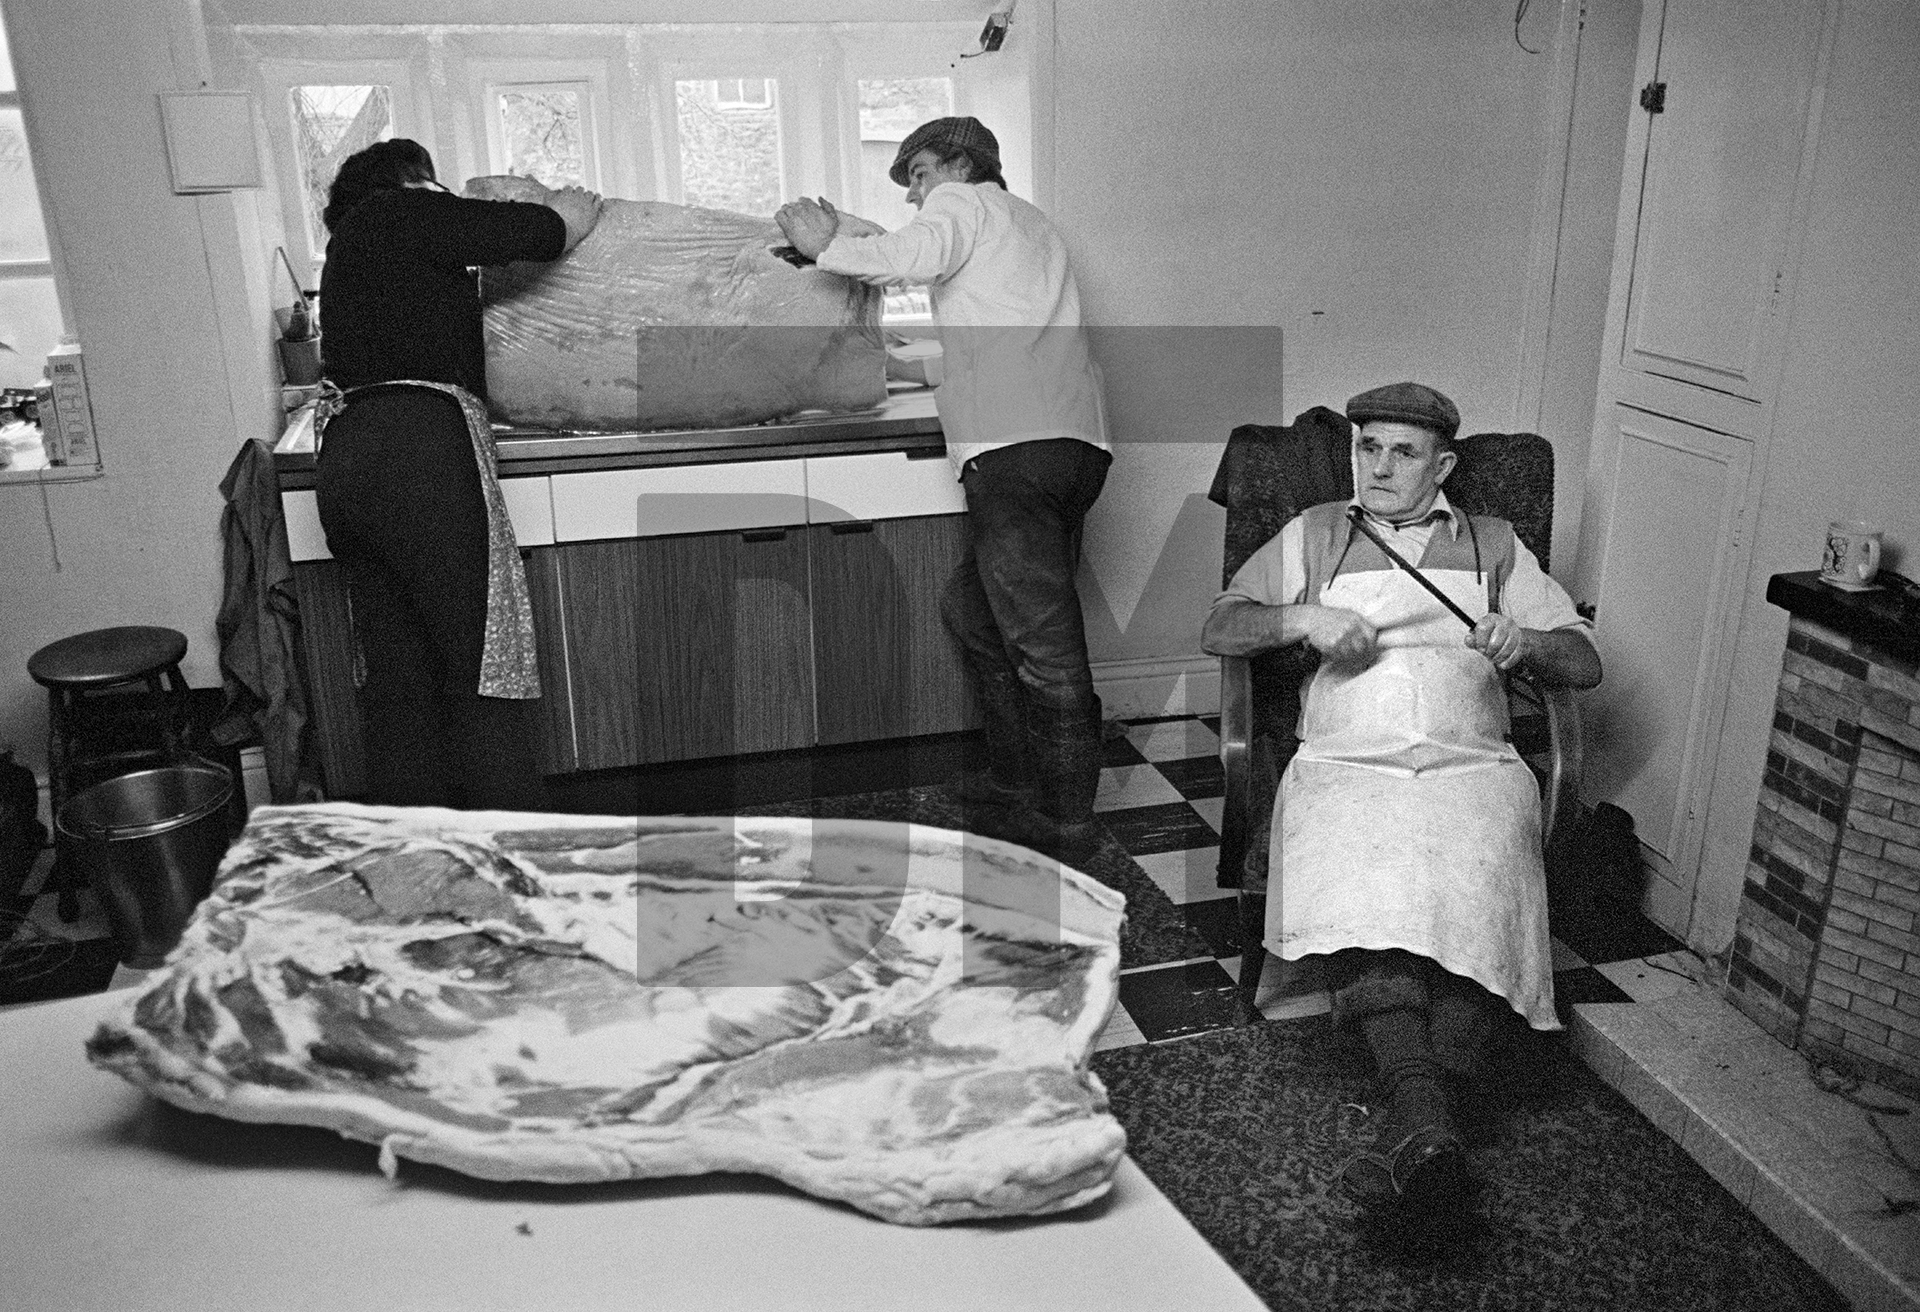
left=314, top=139, right=598, bottom=810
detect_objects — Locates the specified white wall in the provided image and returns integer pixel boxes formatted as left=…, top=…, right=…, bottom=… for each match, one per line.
left=1053, top=0, right=1630, bottom=665
left=0, top=0, right=278, bottom=773
left=1692, top=0, right=1920, bottom=952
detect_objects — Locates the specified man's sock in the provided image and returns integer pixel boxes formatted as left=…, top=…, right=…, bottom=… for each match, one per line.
left=1428, top=969, right=1498, bottom=1086
left=1358, top=1007, right=1452, bottom=1146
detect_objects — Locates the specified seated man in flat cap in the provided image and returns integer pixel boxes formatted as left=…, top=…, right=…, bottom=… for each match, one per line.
left=776, top=117, right=1111, bottom=865
left=1201, top=382, right=1600, bottom=1219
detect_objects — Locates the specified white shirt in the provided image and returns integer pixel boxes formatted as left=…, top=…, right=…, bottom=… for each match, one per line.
left=815, top=182, right=1108, bottom=471
left=1211, top=492, right=1590, bottom=634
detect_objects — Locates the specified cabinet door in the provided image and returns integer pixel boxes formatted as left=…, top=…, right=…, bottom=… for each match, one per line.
left=1616, top=0, right=1828, bottom=400
left=558, top=529, right=814, bottom=769
left=522, top=548, right=580, bottom=774
left=1579, top=406, right=1754, bottom=934
left=291, top=560, right=366, bottom=798
left=293, top=556, right=580, bottom=794
left=810, top=515, right=978, bottom=745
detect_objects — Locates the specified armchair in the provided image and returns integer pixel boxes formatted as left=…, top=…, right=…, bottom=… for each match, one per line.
left=1208, top=415, right=1585, bottom=999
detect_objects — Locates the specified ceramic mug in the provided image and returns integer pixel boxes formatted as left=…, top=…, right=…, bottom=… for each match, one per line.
left=1821, top=520, right=1882, bottom=588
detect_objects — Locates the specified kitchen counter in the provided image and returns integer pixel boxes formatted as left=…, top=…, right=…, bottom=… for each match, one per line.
left=274, top=385, right=944, bottom=489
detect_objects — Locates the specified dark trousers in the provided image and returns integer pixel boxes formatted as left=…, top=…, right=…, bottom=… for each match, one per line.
left=944, top=438, right=1112, bottom=822
left=1327, top=947, right=1503, bottom=1084
left=315, top=387, right=548, bottom=812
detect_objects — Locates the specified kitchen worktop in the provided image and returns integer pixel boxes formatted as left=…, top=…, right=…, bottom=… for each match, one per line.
left=273, top=385, right=943, bottom=488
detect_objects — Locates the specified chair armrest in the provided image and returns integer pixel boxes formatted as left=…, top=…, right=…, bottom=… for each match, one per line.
left=1218, top=655, right=1253, bottom=887
left=1515, top=672, right=1584, bottom=851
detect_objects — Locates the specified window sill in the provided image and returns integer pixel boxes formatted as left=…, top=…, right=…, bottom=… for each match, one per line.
left=0, top=464, right=103, bottom=485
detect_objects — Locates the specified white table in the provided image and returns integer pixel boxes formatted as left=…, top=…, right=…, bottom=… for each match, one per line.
left=1, top=991, right=1267, bottom=1312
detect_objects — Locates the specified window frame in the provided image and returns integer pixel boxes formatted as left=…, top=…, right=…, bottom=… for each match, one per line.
left=257, top=57, right=421, bottom=285
left=0, top=94, right=50, bottom=283
left=712, top=77, right=772, bottom=111
left=0, top=83, right=68, bottom=387
left=470, top=58, right=613, bottom=194
left=228, top=20, right=1039, bottom=278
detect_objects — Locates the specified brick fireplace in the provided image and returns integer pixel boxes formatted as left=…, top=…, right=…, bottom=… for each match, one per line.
left=1728, top=572, right=1920, bottom=1099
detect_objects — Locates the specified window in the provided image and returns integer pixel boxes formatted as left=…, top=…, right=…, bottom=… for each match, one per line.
left=490, top=83, right=597, bottom=190
left=675, top=77, right=783, bottom=215
left=0, top=8, right=62, bottom=390
left=712, top=78, right=772, bottom=110
left=858, top=77, right=953, bottom=324
left=287, top=84, right=393, bottom=255
left=229, top=21, right=1033, bottom=308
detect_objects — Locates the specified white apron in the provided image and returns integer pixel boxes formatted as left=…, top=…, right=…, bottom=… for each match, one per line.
left=1263, top=565, right=1559, bottom=1030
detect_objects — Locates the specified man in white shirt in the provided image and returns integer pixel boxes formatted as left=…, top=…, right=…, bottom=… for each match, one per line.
left=777, top=118, right=1112, bottom=864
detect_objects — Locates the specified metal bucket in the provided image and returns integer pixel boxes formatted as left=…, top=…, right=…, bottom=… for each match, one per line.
left=56, top=763, right=235, bottom=968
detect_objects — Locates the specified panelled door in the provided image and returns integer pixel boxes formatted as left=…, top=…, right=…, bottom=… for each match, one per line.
left=1579, top=405, right=1754, bottom=933
left=1574, top=0, right=1833, bottom=939
left=1615, top=0, right=1828, bottom=402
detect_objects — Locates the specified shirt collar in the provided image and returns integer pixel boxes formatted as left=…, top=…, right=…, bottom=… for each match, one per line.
left=1349, top=489, right=1460, bottom=537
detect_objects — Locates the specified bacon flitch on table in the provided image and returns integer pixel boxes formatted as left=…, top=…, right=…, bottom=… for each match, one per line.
left=85, top=805, right=1128, bottom=1225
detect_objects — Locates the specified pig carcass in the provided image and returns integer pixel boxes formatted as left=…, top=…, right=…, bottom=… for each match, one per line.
left=467, top=176, right=887, bottom=433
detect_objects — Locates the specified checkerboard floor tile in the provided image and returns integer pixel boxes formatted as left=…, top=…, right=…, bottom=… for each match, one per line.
left=1088, top=714, right=1685, bottom=1054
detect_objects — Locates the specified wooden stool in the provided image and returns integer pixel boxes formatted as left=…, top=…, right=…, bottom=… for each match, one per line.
left=28, top=626, right=192, bottom=921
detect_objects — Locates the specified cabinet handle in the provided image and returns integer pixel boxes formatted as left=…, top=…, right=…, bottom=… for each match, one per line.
left=740, top=528, right=787, bottom=543
left=829, top=520, right=876, bottom=535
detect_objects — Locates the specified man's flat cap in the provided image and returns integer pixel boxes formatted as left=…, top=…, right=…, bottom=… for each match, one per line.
left=1346, top=382, right=1461, bottom=442
left=890, top=116, right=1000, bottom=187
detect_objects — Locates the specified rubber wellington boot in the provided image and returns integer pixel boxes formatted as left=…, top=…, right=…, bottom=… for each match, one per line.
left=1021, top=698, right=1109, bottom=867
left=952, top=667, right=1036, bottom=813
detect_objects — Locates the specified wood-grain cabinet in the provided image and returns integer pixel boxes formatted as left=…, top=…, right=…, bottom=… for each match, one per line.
left=288, top=451, right=977, bottom=796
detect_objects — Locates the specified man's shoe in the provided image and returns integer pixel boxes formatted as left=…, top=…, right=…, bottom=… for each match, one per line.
left=1337, top=1123, right=1472, bottom=1214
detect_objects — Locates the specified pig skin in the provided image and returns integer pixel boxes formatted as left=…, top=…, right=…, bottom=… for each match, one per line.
left=467, top=175, right=887, bottom=433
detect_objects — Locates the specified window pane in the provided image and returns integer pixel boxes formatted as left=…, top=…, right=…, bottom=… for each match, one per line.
left=857, top=77, right=952, bottom=142
left=289, top=85, right=392, bottom=251
left=497, top=87, right=586, bottom=189
left=0, top=275, right=61, bottom=389
left=675, top=78, right=782, bottom=215
left=0, top=15, right=15, bottom=95
left=857, top=79, right=952, bottom=322
left=0, top=107, right=50, bottom=262
left=713, top=78, right=771, bottom=109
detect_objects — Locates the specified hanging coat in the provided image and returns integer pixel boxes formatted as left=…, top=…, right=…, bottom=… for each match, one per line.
left=215, top=437, right=320, bottom=804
